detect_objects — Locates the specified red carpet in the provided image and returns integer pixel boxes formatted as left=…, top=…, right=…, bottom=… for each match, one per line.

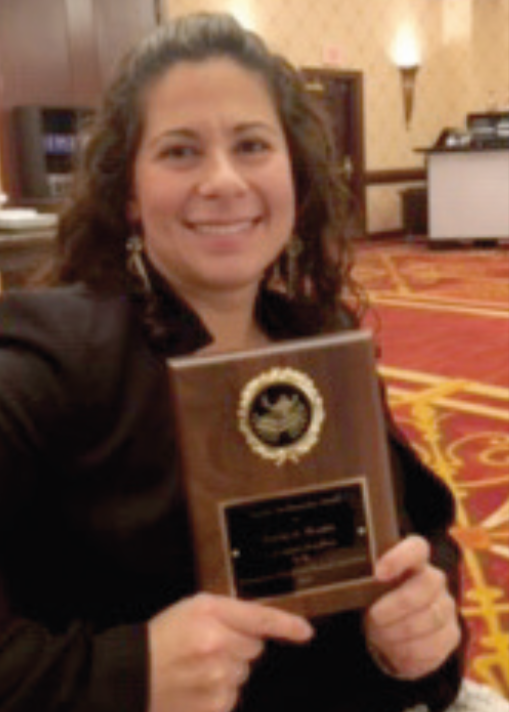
left=355, top=242, right=509, bottom=698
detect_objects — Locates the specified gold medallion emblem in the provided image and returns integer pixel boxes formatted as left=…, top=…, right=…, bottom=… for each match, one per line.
left=238, top=368, right=325, bottom=465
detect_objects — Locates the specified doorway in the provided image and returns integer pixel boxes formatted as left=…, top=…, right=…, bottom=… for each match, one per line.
left=301, top=68, right=366, bottom=237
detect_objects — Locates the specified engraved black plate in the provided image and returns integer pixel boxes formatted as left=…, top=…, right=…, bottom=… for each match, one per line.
left=224, top=482, right=372, bottom=599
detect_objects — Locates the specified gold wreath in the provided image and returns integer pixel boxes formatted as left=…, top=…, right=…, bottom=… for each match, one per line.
left=238, top=367, right=325, bottom=465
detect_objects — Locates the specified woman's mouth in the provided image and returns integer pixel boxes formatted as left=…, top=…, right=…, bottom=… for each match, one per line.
left=186, top=218, right=260, bottom=235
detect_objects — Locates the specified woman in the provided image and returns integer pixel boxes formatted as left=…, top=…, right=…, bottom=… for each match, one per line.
left=0, top=13, right=465, bottom=712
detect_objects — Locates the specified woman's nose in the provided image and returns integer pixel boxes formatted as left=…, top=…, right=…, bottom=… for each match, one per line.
left=197, top=152, right=248, bottom=197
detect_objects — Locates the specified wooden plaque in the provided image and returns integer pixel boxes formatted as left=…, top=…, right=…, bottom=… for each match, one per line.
left=167, top=331, right=399, bottom=618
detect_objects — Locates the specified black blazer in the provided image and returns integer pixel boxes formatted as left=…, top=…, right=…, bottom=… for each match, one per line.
left=0, top=281, right=466, bottom=712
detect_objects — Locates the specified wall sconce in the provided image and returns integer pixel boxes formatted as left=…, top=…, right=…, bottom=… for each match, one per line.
left=398, top=64, right=420, bottom=128
left=392, top=24, right=421, bottom=128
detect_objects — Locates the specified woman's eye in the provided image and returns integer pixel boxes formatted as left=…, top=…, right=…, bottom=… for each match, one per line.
left=237, top=138, right=271, bottom=155
left=160, top=145, right=199, bottom=160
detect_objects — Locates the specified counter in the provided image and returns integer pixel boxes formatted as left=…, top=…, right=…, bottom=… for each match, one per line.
left=421, top=146, right=509, bottom=242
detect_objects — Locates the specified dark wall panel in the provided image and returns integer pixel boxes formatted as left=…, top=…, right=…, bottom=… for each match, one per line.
left=65, top=0, right=102, bottom=106
left=0, top=0, right=156, bottom=200
left=0, top=0, right=73, bottom=107
left=94, top=0, right=157, bottom=87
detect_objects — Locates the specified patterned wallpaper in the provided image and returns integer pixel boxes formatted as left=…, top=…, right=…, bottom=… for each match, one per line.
left=162, top=0, right=509, bottom=232
left=3, top=1, right=504, bottom=231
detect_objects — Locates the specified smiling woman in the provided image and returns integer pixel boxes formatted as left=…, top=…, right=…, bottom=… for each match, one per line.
left=129, top=58, right=295, bottom=332
left=0, top=12, right=466, bottom=712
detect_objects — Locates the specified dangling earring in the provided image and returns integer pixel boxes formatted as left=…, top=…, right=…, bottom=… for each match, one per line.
left=286, top=236, right=303, bottom=297
left=126, top=234, right=151, bottom=292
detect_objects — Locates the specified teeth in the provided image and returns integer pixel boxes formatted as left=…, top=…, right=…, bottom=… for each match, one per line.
left=191, top=220, right=255, bottom=235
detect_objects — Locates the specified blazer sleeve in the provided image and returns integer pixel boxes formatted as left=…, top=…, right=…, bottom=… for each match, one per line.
left=0, top=291, right=147, bottom=712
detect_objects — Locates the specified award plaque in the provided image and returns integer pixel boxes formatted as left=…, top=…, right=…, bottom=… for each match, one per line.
left=167, top=331, right=399, bottom=618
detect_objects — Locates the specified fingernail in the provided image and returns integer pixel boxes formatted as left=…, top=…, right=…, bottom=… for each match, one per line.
left=375, top=560, right=391, bottom=581
left=297, top=619, right=315, bottom=640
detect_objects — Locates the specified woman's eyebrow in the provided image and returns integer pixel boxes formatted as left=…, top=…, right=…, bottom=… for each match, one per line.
left=146, top=127, right=198, bottom=148
left=146, top=121, right=279, bottom=148
left=234, top=121, right=279, bottom=135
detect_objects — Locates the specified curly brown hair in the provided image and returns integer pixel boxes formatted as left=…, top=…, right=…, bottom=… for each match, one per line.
left=53, top=12, right=361, bottom=324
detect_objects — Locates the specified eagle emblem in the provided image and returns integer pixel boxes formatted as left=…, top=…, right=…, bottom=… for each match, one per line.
left=238, top=368, right=325, bottom=465
left=252, top=392, right=309, bottom=444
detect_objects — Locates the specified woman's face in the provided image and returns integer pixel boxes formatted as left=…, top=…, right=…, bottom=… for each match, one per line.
left=130, top=57, right=295, bottom=306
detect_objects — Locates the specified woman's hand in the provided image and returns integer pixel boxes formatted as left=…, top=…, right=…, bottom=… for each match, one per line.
left=364, top=535, right=461, bottom=680
left=148, top=592, right=314, bottom=712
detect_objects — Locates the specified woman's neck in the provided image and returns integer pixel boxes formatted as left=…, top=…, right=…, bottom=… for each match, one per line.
left=183, top=287, right=270, bottom=354
left=198, top=305, right=270, bottom=354
left=201, top=322, right=269, bottom=354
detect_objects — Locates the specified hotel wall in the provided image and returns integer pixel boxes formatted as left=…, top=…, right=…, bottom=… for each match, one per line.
left=162, top=0, right=509, bottom=233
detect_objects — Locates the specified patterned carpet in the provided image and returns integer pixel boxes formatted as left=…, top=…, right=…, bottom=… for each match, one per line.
left=354, top=241, right=509, bottom=699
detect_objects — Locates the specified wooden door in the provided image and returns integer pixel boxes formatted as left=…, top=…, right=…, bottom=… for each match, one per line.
left=302, top=68, right=366, bottom=237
